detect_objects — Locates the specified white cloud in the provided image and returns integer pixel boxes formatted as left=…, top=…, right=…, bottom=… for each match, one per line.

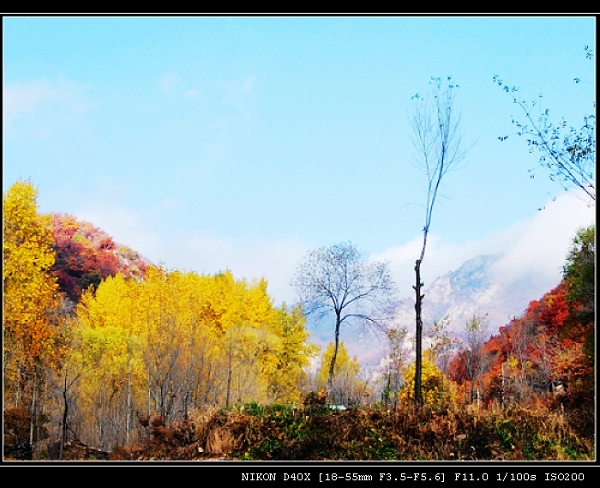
left=157, top=233, right=308, bottom=306
left=371, top=234, right=477, bottom=298
left=3, top=77, right=91, bottom=136
left=373, top=189, right=595, bottom=299
left=3, top=82, right=57, bottom=126
left=487, top=190, right=595, bottom=288
left=184, top=88, right=201, bottom=99
left=221, top=76, right=258, bottom=107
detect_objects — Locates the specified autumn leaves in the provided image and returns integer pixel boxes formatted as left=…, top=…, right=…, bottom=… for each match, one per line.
left=4, top=180, right=61, bottom=398
left=71, top=269, right=317, bottom=448
left=3, top=179, right=317, bottom=453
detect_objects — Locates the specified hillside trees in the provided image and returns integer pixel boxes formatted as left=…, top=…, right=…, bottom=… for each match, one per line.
left=50, top=213, right=147, bottom=305
left=408, top=77, right=468, bottom=403
left=562, top=225, right=594, bottom=390
left=293, top=241, right=396, bottom=396
left=449, top=226, right=595, bottom=409
left=564, top=226, right=594, bottom=325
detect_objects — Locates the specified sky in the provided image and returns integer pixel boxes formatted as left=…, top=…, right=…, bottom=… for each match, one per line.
left=3, top=16, right=596, bottom=321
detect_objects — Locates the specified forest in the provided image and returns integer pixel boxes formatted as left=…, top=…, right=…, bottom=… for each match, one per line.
left=3, top=179, right=595, bottom=461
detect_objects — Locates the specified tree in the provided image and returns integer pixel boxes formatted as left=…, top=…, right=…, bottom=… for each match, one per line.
left=3, top=180, right=60, bottom=367
left=462, top=314, right=490, bottom=403
left=293, top=241, right=396, bottom=395
left=381, top=325, right=409, bottom=409
left=493, top=46, right=595, bottom=202
left=427, top=318, right=459, bottom=404
left=269, top=304, right=319, bottom=404
left=399, top=349, right=450, bottom=406
left=409, top=77, right=468, bottom=403
left=563, top=226, right=595, bottom=390
left=316, top=341, right=361, bottom=406
left=564, top=226, right=594, bottom=320
left=3, top=179, right=61, bottom=457
left=47, top=317, right=103, bottom=459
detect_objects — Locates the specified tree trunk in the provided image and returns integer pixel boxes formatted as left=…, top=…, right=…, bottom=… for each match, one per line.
left=385, top=372, right=391, bottom=407
left=225, top=344, right=233, bottom=408
left=59, top=383, right=68, bottom=460
left=126, top=368, right=132, bottom=445
left=413, top=259, right=424, bottom=404
left=29, top=369, right=38, bottom=459
left=327, top=314, right=342, bottom=399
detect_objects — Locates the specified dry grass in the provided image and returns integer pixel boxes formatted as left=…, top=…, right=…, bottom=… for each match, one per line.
left=105, top=400, right=593, bottom=461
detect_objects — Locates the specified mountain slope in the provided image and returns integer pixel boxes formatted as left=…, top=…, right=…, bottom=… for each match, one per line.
left=391, top=253, right=556, bottom=337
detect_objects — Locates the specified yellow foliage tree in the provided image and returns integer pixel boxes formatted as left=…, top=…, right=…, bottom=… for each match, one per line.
left=3, top=180, right=61, bottom=408
left=75, top=272, right=147, bottom=448
left=268, top=304, right=319, bottom=403
left=317, top=341, right=364, bottom=405
left=400, top=349, right=455, bottom=405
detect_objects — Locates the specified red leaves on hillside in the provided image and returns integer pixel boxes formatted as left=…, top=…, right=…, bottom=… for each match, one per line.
left=449, top=278, right=593, bottom=405
left=49, top=213, right=147, bottom=302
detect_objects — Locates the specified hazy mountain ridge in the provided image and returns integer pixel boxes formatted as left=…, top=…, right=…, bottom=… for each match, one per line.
left=391, top=253, right=552, bottom=336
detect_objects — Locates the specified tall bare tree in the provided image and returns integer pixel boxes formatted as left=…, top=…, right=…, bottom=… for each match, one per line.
left=409, top=77, right=468, bottom=403
left=293, top=241, right=396, bottom=396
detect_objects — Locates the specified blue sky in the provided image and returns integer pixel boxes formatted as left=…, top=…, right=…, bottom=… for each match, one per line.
left=3, top=16, right=595, bottom=312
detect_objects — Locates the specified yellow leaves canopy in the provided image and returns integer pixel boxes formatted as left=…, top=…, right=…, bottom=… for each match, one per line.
left=75, top=266, right=316, bottom=408
left=3, top=179, right=60, bottom=366
left=400, top=349, right=456, bottom=405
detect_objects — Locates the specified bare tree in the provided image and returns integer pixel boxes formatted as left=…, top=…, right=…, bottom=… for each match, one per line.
left=293, top=241, right=396, bottom=396
left=493, top=46, right=595, bottom=202
left=409, top=76, right=468, bottom=403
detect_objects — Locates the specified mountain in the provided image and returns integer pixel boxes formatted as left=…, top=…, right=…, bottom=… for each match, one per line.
left=391, top=253, right=534, bottom=338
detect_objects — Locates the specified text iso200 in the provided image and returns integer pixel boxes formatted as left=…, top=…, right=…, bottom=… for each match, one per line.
left=545, top=473, right=585, bottom=481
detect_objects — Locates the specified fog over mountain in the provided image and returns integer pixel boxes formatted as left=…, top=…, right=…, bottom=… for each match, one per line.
left=392, top=253, right=545, bottom=337
left=311, top=252, right=567, bottom=369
